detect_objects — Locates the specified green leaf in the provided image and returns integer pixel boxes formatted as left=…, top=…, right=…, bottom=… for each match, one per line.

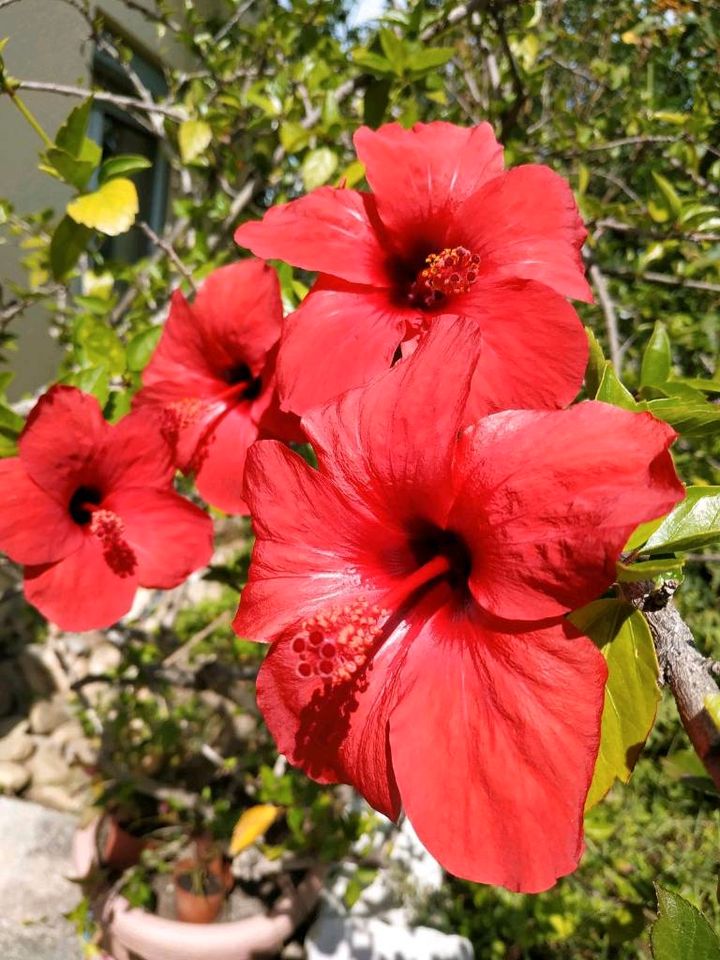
left=408, top=46, right=454, bottom=75
left=99, top=154, right=152, bottom=183
left=279, top=122, right=310, bottom=154
left=379, top=29, right=406, bottom=73
left=651, top=886, right=720, bottom=960
left=595, top=363, right=638, bottom=409
left=585, top=327, right=606, bottom=396
left=66, top=178, right=139, bottom=236
left=301, top=147, right=337, bottom=191
left=127, top=326, right=162, bottom=372
left=640, top=321, right=672, bottom=388
left=651, top=171, right=683, bottom=220
left=178, top=119, right=212, bottom=163
left=55, top=98, right=93, bottom=157
left=40, top=147, right=97, bottom=190
left=363, top=78, right=391, bottom=128
left=49, top=215, right=92, bottom=280
left=705, top=694, right=720, bottom=731
left=616, top=556, right=684, bottom=582
left=352, top=48, right=394, bottom=77
left=642, top=393, right=720, bottom=439
left=74, top=315, right=126, bottom=375
left=62, top=366, right=109, bottom=405
left=642, top=486, right=720, bottom=555
left=569, top=599, right=659, bottom=809
left=624, top=516, right=666, bottom=552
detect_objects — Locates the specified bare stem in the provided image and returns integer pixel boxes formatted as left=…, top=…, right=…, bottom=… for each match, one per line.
left=589, top=263, right=622, bottom=370
left=14, top=79, right=185, bottom=121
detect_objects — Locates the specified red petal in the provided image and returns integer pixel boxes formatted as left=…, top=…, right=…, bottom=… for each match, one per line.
left=449, top=403, right=684, bottom=621
left=451, top=279, right=587, bottom=419
left=256, top=616, right=408, bottom=819
left=0, top=459, right=82, bottom=564
left=104, top=487, right=213, bottom=589
left=277, top=279, right=405, bottom=416
left=354, top=121, right=504, bottom=250
left=390, top=608, right=606, bottom=891
left=24, top=535, right=138, bottom=631
left=19, top=386, right=107, bottom=498
left=234, top=441, right=393, bottom=642
left=193, top=405, right=260, bottom=515
left=99, top=407, right=175, bottom=491
left=460, top=165, right=592, bottom=301
left=302, top=317, right=482, bottom=531
left=141, top=291, right=220, bottom=394
left=234, top=188, right=391, bottom=286
left=192, top=259, right=283, bottom=375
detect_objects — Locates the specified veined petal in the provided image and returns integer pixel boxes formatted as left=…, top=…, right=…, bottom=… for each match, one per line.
left=302, top=317, right=482, bottom=531
left=24, top=535, right=138, bottom=631
left=234, top=188, right=391, bottom=286
left=277, top=279, right=405, bottom=416
left=0, top=459, right=82, bottom=565
left=141, top=291, right=218, bottom=390
left=460, top=165, right=592, bottom=302
left=449, top=403, right=684, bottom=621
left=105, top=487, right=213, bottom=588
left=234, top=441, right=396, bottom=643
left=99, top=407, right=175, bottom=491
left=354, top=122, right=504, bottom=255
left=193, top=405, right=259, bottom=515
left=451, top=279, right=587, bottom=420
left=390, top=607, right=607, bottom=892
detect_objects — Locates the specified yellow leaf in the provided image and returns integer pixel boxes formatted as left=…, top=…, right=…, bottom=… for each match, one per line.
left=179, top=119, right=212, bottom=163
left=66, top=178, right=138, bottom=236
left=229, top=804, right=279, bottom=855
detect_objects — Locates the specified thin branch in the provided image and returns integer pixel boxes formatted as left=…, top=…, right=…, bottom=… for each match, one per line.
left=624, top=581, right=720, bottom=791
left=15, top=79, right=185, bottom=121
left=605, top=266, right=720, bottom=294
left=589, top=263, right=622, bottom=370
left=138, top=220, right=197, bottom=294
left=113, top=0, right=181, bottom=33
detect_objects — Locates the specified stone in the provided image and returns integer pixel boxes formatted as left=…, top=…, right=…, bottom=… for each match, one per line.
left=306, top=915, right=474, bottom=960
left=49, top=720, right=84, bottom=748
left=17, top=645, right=67, bottom=698
left=0, top=719, right=35, bottom=763
left=0, top=761, right=30, bottom=793
left=27, top=742, right=72, bottom=786
left=0, top=796, right=82, bottom=958
left=29, top=695, right=72, bottom=736
left=87, top=641, right=122, bottom=676
left=25, top=784, right=85, bottom=815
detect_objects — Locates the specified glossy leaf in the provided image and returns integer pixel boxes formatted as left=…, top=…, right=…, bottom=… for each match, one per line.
left=55, top=98, right=93, bottom=157
left=49, top=215, right=92, bottom=280
left=229, top=804, right=279, bottom=855
left=640, top=321, right=672, bottom=388
left=642, top=486, right=720, bottom=555
left=127, top=326, right=162, bottom=372
left=615, top=556, right=684, bottom=582
left=585, top=327, right=606, bottom=396
left=179, top=119, right=212, bottom=163
left=99, top=154, right=152, bottom=183
left=66, top=178, right=139, bottom=236
left=302, top=147, right=338, bottom=191
left=651, top=887, right=720, bottom=960
left=570, top=599, right=659, bottom=810
left=595, top=363, right=638, bottom=410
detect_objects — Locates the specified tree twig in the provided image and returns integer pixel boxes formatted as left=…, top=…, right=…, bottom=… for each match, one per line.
left=14, top=79, right=185, bottom=120
left=605, top=266, right=720, bottom=294
left=138, top=221, right=197, bottom=294
left=588, top=263, right=622, bottom=370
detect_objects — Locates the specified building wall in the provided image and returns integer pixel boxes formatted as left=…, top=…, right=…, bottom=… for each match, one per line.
left=0, top=0, right=214, bottom=397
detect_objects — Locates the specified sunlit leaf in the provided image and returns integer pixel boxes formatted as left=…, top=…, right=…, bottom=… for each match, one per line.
left=99, top=154, right=152, bottom=183
left=229, top=804, right=279, bottom=855
left=66, top=178, right=139, bottom=236
left=302, top=147, right=338, bottom=191
left=642, top=486, right=720, bottom=555
left=651, top=887, right=720, bottom=960
left=595, top=363, right=638, bottom=410
left=640, top=321, right=672, bottom=388
left=570, top=599, right=659, bottom=810
left=179, top=119, right=212, bottom=163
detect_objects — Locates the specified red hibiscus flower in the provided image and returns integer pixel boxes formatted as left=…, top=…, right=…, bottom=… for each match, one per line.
left=0, top=386, right=213, bottom=631
left=235, top=121, right=591, bottom=418
left=233, top=320, right=683, bottom=892
left=134, top=259, right=300, bottom=515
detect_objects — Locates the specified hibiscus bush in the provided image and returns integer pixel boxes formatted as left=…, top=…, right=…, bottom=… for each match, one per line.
left=1, top=0, right=719, bottom=956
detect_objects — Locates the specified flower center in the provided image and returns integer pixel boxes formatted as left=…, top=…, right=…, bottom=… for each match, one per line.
left=69, top=485, right=102, bottom=525
left=89, top=509, right=137, bottom=578
left=407, top=246, right=480, bottom=309
left=222, top=362, right=263, bottom=401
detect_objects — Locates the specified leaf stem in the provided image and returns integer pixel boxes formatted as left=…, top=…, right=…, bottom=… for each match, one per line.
left=6, top=88, right=54, bottom=148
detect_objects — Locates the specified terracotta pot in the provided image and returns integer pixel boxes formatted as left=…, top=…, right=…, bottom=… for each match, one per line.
left=73, top=818, right=326, bottom=960
left=174, top=858, right=226, bottom=924
left=98, top=814, right=148, bottom=871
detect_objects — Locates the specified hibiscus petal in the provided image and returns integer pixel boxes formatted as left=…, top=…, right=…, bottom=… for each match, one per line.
left=24, top=535, right=138, bottom=631
left=302, top=317, right=482, bottom=531
left=449, top=403, right=684, bottom=621
left=389, top=608, right=607, bottom=892
left=192, top=259, right=283, bottom=375
left=235, top=441, right=394, bottom=642
left=460, top=165, right=592, bottom=302
left=104, top=487, right=213, bottom=589
left=354, top=121, right=504, bottom=252
left=234, top=188, right=391, bottom=286
left=256, top=614, right=413, bottom=819
left=19, top=386, right=107, bottom=499
left=99, top=407, right=176, bottom=491
left=141, top=291, right=219, bottom=391
left=451, top=279, right=587, bottom=419
left=277, top=278, right=406, bottom=416
left=0, top=459, right=82, bottom=564
left=192, top=405, right=260, bottom=515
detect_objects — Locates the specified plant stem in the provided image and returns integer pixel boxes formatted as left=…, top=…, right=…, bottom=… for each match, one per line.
left=6, top=88, right=54, bottom=148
